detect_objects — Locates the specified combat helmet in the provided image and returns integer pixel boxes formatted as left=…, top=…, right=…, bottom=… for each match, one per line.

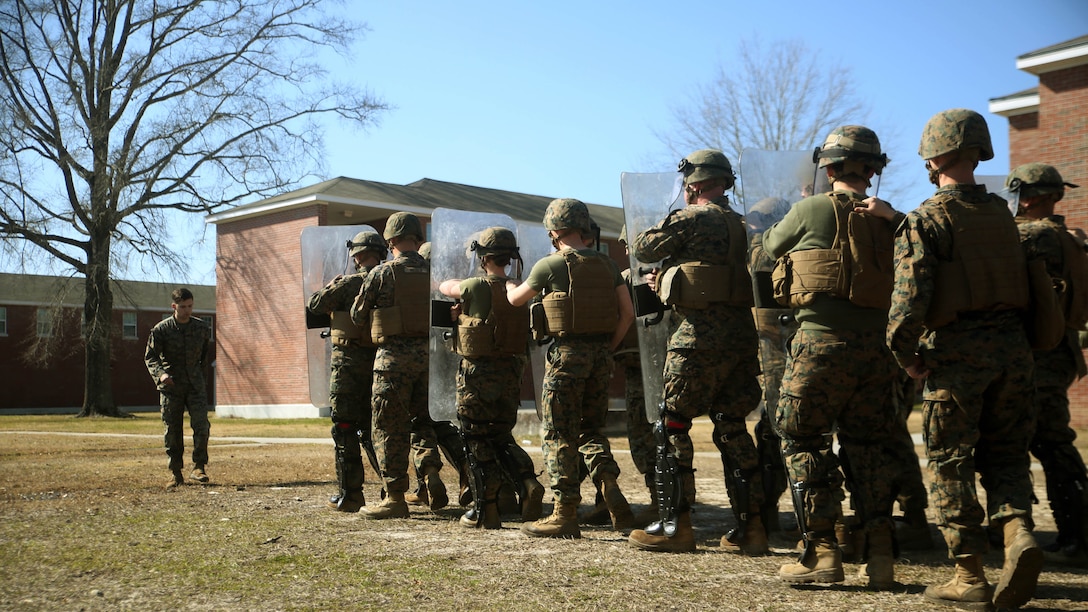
left=1006, top=163, right=1079, bottom=201
left=472, top=227, right=519, bottom=255
left=544, top=198, right=594, bottom=235
left=815, top=125, right=888, bottom=174
left=384, top=212, right=424, bottom=242
left=418, top=242, right=432, bottom=261
left=678, top=149, right=736, bottom=188
left=918, top=108, right=994, bottom=162
left=346, top=230, right=388, bottom=260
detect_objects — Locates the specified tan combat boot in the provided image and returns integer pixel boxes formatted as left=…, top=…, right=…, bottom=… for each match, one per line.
left=190, top=464, right=209, bottom=484
left=166, top=469, right=184, bottom=489
left=779, top=535, right=844, bottom=584
left=628, top=512, right=696, bottom=553
left=405, top=479, right=429, bottom=507
left=859, top=520, right=896, bottom=590
left=579, top=486, right=611, bottom=525
left=924, top=554, right=993, bottom=610
left=360, top=491, right=410, bottom=519
left=329, top=490, right=365, bottom=513
left=521, top=477, right=545, bottom=522
left=460, top=480, right=501, bottom=529
left=600, top=474, right=636, bottom=530
left=423, top=465, right=449, bottom=511
left=721, top=514, right=769, bottom=556
left=522, top=502, right=581, bottom=538
left=993, top=516, right=1043, bottom=609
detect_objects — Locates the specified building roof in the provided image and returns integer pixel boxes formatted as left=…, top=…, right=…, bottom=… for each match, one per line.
left=988, top=86, right=1040, bottom=117
left=205, top=176, right=626, bottom=237
left=0, top=273, right=215, bottom=312
left=1016, top=34, right=1088, bottom=75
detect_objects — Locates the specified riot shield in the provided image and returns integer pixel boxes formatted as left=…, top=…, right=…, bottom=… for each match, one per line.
left=300, top=224, right=380, bottom=409
left=620, top=171, right=683, bottom=422
left=427, top=208, right=521, bottom=422
left=977, top=174, right=1017, bottom=215
left=738, top=149, right=824, bottom=417
left=516, top=220, right=553, bottom=419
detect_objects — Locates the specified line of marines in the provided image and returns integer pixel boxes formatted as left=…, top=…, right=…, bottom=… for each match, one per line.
left=305, top=108, right=1088, bottom=611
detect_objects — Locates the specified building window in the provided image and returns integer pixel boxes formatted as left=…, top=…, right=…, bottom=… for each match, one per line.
left=0, top=306, right=6, bottom=336
left=123, top=311, right=138, bottom=339
left=36, top=308, right=52, bottom=337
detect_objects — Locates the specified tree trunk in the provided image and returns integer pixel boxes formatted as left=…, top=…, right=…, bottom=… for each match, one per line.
left=77, top=231, right=128, bottom=418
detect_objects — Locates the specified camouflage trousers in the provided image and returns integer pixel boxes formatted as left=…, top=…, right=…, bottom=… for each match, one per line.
left=663, top=344, right=763, bottom=513
left=1028, top=343, right=1088, bottom=547
left=372, top=367, right=439, bottom=494
left=617, top=354, right=654, bottom=476
left=775, top=328, right=900, bottom=530
left=456, top=355, right=535, bottom=478
left=890, top=370, right=928, bottom=517
left=540, top=337, right=622, bottom=505
left=330, top=346, right=376, bottom=493
left=754, top=308, right=795, bottom=514
left=921, top=322, right=1036, bottom=557
left=160, top=382, right=210, bottom=471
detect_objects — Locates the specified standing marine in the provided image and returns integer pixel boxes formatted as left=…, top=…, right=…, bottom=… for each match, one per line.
left=888, top=109, right=1042, bottom=610
left=627, top=149, right=765, bottom=554
left=307, top=230, right=386, bottom=512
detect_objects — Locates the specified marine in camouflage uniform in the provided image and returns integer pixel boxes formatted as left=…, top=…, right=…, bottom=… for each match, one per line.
left=350, top=212, right=440, bottom=519
left=1009, top=163, right=1088, bottom=567
left=764, top=126, right=902, bottom=587
left=508, top=198, right=636, bottom=538
left=306, top=231, right=386, bottom=512
left=628, top=149, right=764, bottom=554
left=145, top=287, right=212, bottom=488
left=889, top=109, right=1042, bottom=610
left=438, top=227, right=546, bottom=529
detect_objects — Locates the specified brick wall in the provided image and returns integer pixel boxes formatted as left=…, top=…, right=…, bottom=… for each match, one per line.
left=215, top=205, right=324, bottom=407
left=1007, top=63, right=1088, bottom=427
left=0, top=303, right=215, bottom=410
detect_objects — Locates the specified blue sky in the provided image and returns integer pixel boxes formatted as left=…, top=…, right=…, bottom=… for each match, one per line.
left=319, top=0, right=1085, bottom=212
left=14, top=1, right=1085, bottom=286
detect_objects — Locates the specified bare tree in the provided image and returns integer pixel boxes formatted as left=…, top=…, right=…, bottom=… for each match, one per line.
left=656, top=36, right=869, bottom=169
left=0, top=0, right=386, bottom=417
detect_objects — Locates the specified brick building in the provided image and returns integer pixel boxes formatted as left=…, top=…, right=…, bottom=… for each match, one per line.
left=0, top=274, right=215, bottom=412
left=206, top=177, right=625, bottom=419
left=990, top=34, right=1088, bottom=427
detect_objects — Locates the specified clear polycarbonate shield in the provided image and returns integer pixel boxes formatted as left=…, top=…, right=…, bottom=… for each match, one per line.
left=739, top=149, right=822, bottom=417
left=977, top=174, right=1017, bottom=215
left=300, top=224, right=379, bottom=409
left=516, top=220, right=553, bottom=419
left=620, top=171, right=683, bottom=422
left=427, top=207, right=520, bottom=422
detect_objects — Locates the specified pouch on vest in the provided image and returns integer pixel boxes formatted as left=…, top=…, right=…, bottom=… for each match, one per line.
left=1058, top=229, right=1088, bottom=330
left=845, top=211, right=894, bottom=309
left=530, top=301, right=549, bottom=342
left=371, top=306, right=402, bottom=345
left=657, top=263, right=735, bottom=309
left=455, top=315, right=494, bottom=358
left=1026, top=256, right=1065, bottom=351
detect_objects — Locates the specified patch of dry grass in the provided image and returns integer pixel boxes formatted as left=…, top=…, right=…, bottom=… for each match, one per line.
left=0, top=414, right=1086, bottom=611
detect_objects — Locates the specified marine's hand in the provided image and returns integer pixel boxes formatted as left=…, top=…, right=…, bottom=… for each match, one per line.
left=855, top=197, right=896, bottom=221
left=904, top=355, right=930, bottom=381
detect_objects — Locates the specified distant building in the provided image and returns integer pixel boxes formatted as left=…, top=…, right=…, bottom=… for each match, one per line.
left=990, top=34, right=1088, bottom=427
left=0, top=274, right=216, bottom=412
left=206, top=177, right=626, bottom=419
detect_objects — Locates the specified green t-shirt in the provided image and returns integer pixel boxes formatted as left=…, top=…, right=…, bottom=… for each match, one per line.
left=526, top=247, right=623, bottom=294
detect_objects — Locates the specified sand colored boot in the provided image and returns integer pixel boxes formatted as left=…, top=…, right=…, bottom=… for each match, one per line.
left=360, top=491, right=410, bottom=519
left=859, top=519, right=896, bottom=590
left=923, top=554, right=993, bottom=610
left=190, top=464, right=209, bottom=483
left=460, top=479, right=501, bottom=530
left=167, top=469, right=184, bottom=489
left=405, top=472, right=429, bottom=507
left=993, top=516, right=1043, bottom=609
left=628, top=511, right=696, bottom=553
left=600, top=473, right=636, bottom=530
left=579, top=485, right=611, bottom=525
left=779, top=519, right=844, bottom=585
left=423, top=465, right=449, bottom=511
left=522, top=502, right=581, bottom=538
left=721, top=514, right=769, bottom=556
left=329, top=490, right=365, bottom=513
left=521, top=477, right=545, bottom=522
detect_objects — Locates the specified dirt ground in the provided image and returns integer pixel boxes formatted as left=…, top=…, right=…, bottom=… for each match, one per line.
left=0, top=414, right=1086, bottom=611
